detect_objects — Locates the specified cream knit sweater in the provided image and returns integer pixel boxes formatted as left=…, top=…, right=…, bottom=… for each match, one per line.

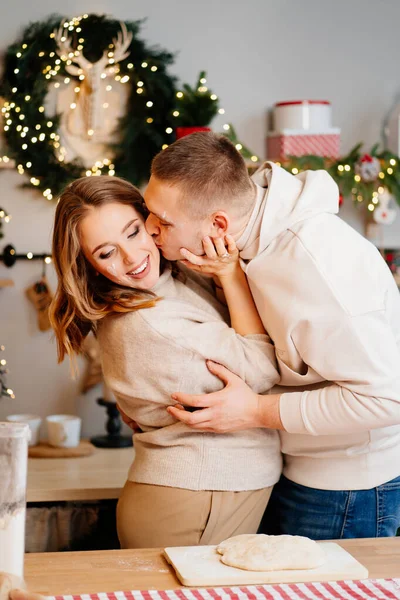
left=97, top=265, right=282, bottom=491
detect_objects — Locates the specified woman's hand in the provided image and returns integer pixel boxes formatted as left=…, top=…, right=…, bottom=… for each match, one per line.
left=117, top=404, right=141, bottom=432
left=180, top=235, right=239, bottom=280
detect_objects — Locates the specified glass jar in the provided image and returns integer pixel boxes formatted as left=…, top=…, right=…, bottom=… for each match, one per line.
left=0, top=422, right=29, bottom=577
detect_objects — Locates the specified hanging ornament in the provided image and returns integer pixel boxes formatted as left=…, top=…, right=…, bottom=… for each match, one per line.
left=25, top=277, right=53, bottom=331
left=354, top=154, right=381, bottom=182
left=373, top=189, right=397, bottom=225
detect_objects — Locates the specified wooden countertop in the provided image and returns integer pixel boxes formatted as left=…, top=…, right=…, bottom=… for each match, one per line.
left=27, top=446, right=133, bottom=502
left=25, top=538, right=400, bottom=595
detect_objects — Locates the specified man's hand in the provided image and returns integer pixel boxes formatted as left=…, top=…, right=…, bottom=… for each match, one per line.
left=167, top=360, right=283, bottom=433
left=117, top=404, right=141, bottom=432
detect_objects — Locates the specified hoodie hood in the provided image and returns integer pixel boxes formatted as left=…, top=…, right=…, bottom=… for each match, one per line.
left=237, top=161, right=339, bottom=260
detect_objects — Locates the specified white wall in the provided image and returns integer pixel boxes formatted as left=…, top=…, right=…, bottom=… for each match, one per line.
left=1, top=0, right=400, bottom=433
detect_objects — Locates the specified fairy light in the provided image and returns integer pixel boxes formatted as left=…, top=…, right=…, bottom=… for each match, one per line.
left=176, top=91, right=183, bottom=98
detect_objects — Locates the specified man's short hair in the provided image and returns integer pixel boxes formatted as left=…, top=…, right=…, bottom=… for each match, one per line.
left=151, top=132, right=254, bottom=217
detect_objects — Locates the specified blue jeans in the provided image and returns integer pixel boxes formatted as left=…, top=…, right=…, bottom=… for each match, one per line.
left=259, top=474, right=400, bottom=540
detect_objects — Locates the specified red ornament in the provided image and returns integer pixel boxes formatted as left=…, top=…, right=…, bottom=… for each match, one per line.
left=176, top=126, right=211, bottom=140
left=339, top=194, right=343, bottom=207
left=360, top=154, right=374, bottom=163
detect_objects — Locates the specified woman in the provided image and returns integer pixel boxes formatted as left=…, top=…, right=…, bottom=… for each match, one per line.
left=50, top=175, right=282, bottom=548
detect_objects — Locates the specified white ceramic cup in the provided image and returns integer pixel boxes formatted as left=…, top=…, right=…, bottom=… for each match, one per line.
left=46, top=414, right=81, bottom=448
left=6, top=414, right=42, bottom=446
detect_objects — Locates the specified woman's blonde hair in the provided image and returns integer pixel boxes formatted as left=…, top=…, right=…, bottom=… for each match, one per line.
left=49, top=175, right=159, bottom=365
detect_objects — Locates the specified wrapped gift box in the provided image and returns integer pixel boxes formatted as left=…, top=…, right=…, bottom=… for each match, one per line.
left=267, top=128, right=341, bottom=160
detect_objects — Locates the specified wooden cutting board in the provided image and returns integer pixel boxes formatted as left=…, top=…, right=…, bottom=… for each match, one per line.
left=164, top=542, right=368, bottom=587
left=28, top=440, right=95, bottom=458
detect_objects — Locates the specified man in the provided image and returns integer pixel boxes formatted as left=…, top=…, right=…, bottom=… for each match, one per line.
left=143, top=131, right=400, bottom=539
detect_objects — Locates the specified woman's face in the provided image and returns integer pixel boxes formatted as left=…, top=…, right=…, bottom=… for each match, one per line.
left=79, top=202, right=161, bottom=290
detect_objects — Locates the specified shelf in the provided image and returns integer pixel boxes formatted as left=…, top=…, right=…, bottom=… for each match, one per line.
left=0, top=278, right=14, bottom=287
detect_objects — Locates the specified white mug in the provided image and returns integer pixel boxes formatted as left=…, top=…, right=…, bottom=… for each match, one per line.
left=6, top=414, right=42, bottom=446
left=46, top=414, right=81, bottom=448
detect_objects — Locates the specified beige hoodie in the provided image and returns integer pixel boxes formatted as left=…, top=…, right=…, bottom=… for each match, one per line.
left=237, top=162, right=400, bottom=490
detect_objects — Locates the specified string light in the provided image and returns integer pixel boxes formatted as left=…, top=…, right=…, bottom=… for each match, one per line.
left=0, top=346, right=15, bottom=399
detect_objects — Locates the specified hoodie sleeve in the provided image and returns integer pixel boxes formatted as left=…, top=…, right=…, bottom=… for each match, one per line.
left=279, top=281, right=400, bottom=436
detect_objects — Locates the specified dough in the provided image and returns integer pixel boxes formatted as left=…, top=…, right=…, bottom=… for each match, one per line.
left=217, top=534, right=326, bottom=572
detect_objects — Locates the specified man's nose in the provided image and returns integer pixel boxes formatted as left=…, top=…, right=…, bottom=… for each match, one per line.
left=145, top=214, right=160, bottom=236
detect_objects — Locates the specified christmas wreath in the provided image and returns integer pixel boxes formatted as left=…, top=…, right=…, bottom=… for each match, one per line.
left=0, top=13, right=178, bottom=198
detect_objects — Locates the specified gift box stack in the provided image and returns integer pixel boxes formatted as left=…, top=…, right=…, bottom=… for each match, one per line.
left=266, top=100, right=340, bottom=160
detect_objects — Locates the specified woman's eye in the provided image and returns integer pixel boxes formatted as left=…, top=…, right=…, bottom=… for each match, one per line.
left=99, top=250, right=113, bottom=260
left=128, top=227, right=139, bottom=238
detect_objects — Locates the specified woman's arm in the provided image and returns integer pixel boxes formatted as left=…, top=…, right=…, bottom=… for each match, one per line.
left=181, top=235, right=265, bottom=336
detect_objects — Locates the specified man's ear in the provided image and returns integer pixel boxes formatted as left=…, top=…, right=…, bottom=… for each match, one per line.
left=210, top=212, right=229, bottom=237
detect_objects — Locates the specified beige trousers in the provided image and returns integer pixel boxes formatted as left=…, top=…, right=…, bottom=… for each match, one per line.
left=117, top=481, right=273, bottom=549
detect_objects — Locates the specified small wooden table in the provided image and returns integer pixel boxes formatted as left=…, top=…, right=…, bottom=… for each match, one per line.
left=27, top=446, right=133, bottom=502
left=24, top=538, right=400, bottom=595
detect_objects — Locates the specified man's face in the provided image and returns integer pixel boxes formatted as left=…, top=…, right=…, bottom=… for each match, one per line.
left=144, top=175, right=208, bottom=260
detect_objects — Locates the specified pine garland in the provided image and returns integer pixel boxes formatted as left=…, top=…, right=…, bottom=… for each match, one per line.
left=280, top=144, right=400, bottom=213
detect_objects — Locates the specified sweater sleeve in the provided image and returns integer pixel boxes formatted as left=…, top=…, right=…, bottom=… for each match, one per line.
left=140, top=310, right=279, bottom=394
left=279, top=296, right=400, bottom=436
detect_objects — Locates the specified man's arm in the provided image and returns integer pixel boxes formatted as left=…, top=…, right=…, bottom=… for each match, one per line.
left=169, top=305, right=400, bottom=435
left=168, top=360, right=283, bottom=432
